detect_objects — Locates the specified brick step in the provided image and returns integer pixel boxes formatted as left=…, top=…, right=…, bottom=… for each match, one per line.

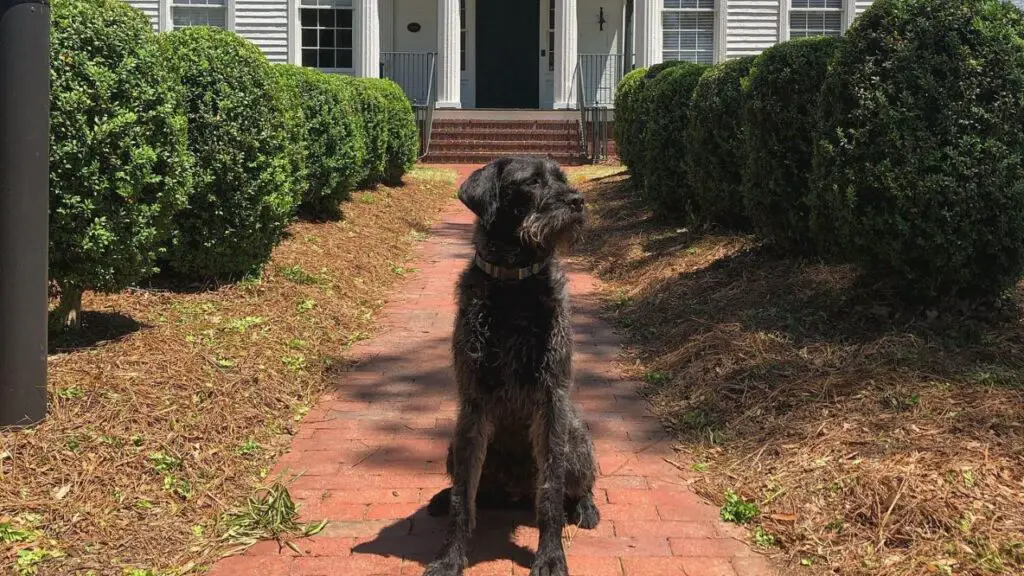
left=421, top=150, right=587, bottom=165
left=432, top=129, right=578, bottom=142
left=430, top=139, right=580, bottom=153
left=430, top=120, right=580, bottom=132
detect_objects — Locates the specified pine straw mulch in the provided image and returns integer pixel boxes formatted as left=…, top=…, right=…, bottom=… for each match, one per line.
left=0, top=167, right=458, bottom=575
left=570, top=168, right=1024, bottom=576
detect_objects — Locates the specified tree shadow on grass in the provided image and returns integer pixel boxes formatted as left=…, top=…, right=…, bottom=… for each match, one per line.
left=48, top=311, right=145, bottom=355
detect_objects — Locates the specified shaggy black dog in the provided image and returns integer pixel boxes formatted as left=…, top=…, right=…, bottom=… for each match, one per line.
left=422, top=157, right=600, bottom=576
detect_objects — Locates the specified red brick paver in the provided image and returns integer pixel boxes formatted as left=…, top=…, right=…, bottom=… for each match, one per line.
left=206, top=166, right=774, bottom=576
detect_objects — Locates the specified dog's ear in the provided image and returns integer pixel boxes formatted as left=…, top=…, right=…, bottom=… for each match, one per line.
left=458, top=162, right=502, bottom=226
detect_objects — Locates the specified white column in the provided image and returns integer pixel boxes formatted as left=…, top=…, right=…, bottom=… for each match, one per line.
left=635, top=0, right=662, bottom=68
left=380, top=0, right=395, bottom=53
left=437, top=0, right=462, bottom=108
left=553, top=0, right=578, bottom=109
left=355, top=0, right=381, bottom=77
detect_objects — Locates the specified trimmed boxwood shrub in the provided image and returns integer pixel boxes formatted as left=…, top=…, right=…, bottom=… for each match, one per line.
left=49, top=0, right=191, bottom=328
left=275, top=64, right=366, bottom=219
left=374, top=78, right=420, bottom=185
left=614, top=66, right=649, bottom=175
left=159, top=27, right=304, bottom=280
left=685, top=56, right=757, bottom=230
left=345, top=77, right=391, bottom=187
left=811, top=0, right=1024, bottom=301
left=742, top=36, right=841, bottom=251
left=642, top=62, right=710, bottom=218
left=615, top=62, right=691, bottom=181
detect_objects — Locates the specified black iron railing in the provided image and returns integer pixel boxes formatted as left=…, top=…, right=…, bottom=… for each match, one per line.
left=380, top=52, right=437, bottom=157
left=576, top=53, right=622, bottom=163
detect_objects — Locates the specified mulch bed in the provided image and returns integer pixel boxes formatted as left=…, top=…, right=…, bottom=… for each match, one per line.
left=0, top=168, right=457, bottom=575
left=571, top=168, right=1024, bottom=576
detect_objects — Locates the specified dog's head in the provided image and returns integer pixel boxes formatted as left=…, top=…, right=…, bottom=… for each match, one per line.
left=458, top=157, right=585, bottom=254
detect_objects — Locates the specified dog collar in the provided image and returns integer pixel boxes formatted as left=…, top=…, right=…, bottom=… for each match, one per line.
left=474, top=253, right=550, bottom=280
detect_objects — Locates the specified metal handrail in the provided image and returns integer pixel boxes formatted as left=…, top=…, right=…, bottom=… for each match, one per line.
left=576, top=53, right=622, bottom=163
left=380, top=51, right=438, bottom=158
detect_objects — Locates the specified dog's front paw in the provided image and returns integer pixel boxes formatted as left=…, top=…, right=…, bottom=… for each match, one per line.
left=422, top=554, right=465, bottom=576
left=575, top=494, right=601, bottom=530
left=530, top=549, right=569, bottom=576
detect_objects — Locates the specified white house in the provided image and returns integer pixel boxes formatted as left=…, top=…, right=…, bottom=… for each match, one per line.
left=126, top=0, right=876, bottom=110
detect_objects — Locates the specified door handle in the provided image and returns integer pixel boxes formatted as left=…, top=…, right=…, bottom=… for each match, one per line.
left=541, top=49, right=547, bottom=57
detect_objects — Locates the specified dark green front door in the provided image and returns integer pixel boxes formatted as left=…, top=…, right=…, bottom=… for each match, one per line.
left=476, top=0, right=540, bottom=109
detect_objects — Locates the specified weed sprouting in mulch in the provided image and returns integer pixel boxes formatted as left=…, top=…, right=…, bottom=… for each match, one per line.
left=0, top=167, right=457, bottom=575
left=571, top=168, right=1024, bottom=576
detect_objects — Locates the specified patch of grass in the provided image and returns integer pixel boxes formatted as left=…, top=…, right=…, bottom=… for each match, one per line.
left=753, top=526, right=778, bottom=549
left=296, top=298, right=316, bottom=313
left=643, top=371, right=671, bottom=385
left=0, top=522, right=39, bottom=544
left=389, top=262, right=418, bottom=276
left=692, top=462, right=709, bottom=472
left=237, top=440, right=261, bottom=457
left=278, top=265, right=321, bottom=285
left=220, top=483, right=327, bottom=554
left=358, top=193, right=376, bottom=204
left=16, top=548, right=63, bottom=576
left=281, top=354, right=307, bottom=372
left=147, top=452, right=182, bottom=474
left=224, top=316, right=265, bottom=333
left=720, top=490, right=759, bottom=524
left=56, top=386, right=84, bottom=399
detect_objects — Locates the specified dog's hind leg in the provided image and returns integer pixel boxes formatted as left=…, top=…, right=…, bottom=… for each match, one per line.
left=423, top=406, right=489, bottom=576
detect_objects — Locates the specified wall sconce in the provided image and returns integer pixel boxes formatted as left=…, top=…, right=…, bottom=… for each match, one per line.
left=598, top=7, right=606, bottom=31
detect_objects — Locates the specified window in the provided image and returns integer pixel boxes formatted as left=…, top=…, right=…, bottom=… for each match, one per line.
left=662, top=0, right=715, bottom=65
left=460, top=0, right=466, bottom=71
left=548, top=0, right=555, bottom=72
left=789, top=0, right=843, bottom=39
left=300, top=0, right=353, bottom=70
left=172, top=0, right=227, bottom=29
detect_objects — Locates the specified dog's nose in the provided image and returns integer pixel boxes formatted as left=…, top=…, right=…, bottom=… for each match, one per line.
left=568, top=192, right=585, bottom=208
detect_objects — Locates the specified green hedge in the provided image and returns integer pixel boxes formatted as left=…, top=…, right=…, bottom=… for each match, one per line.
left=742, top=36, right=841, bottom=251
left=159, top=27, right=304, bottom=280
left=642, top=62, right=710, bottom=218
left=345, top=77, right=390, bottom=187
left=275, top=65, right=366, bottom=219
left=685, top=56, right=756, bottom=230
left=49, top=0, right=191, bottom=327
left=614, top=67, right=649, bottom=176
left=812, top=0, right=1024, bottom=300
left=374, top=79, right=420, bottom=185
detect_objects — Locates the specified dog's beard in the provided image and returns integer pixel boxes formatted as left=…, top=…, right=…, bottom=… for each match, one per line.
left=520, top=208, right=585, bottom=254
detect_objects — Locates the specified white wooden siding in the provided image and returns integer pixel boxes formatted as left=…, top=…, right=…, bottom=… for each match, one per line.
left=725, top=0, right=779, bottom=58
left=125, top=0, right=161, bottom=30
left=234, top=0, right=290, bottom=63
left=855, top=0, right=873, bottom=16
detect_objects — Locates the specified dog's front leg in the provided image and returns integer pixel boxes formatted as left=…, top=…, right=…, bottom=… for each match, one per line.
left=530, top=389, right=570, bottom=576
left=424, top=404, right=489, bottom=576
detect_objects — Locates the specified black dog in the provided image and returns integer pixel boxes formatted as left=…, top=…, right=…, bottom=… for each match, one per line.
left=423, top=157, right=600, bottom=576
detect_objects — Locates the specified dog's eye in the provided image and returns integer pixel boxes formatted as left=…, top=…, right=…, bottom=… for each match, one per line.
left=526, top=177, right=542, bottom=187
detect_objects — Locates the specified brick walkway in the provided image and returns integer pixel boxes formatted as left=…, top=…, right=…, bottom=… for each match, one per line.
left=207, top=167, right=774, bottom=576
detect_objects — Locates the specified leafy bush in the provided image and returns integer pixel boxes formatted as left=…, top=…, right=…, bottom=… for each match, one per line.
left=812, top=0, right=1024, bottom=300
left=686, top=56, right=757, bottom=230
left=742, top=36, right=841, bottom=251
left=615, top=62, right=692, bottom=182
left=274, top=65, right=366, bottom=219
left=614, top=67, right=649, bottom=175
left=49, top=0, right=191, bottom=327
left=344, top=77, right=390, bottom=187
left=642, top=62, right=710, bottom=218
left=159, top=27, right=303, bottom=280
left=373, top=79, right=420, bottom=185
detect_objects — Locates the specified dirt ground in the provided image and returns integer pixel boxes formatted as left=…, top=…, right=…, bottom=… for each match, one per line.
left=0, top=167, right=457, bottom=575
left=569, top=167, right=1024, bottom=576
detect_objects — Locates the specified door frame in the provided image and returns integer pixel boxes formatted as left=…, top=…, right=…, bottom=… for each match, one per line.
left=539, top=0, right=554, bottom=108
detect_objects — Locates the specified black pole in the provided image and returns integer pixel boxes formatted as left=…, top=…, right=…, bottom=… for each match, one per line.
left=623, top=0, right=634, bottom=73
left=0, top=0, right=49, bottom=427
